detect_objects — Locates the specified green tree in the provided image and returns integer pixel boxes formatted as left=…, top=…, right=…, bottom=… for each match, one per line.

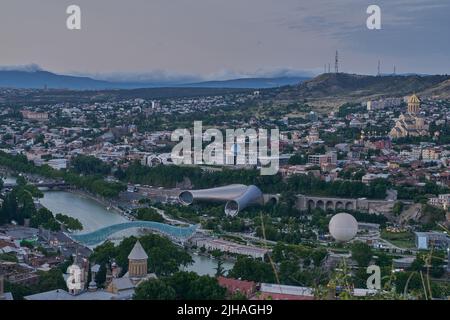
left=35, top=268, right=67, bottom=292
left=71, top=155, right=111, bottom=175
left=351, top=242, right=373, bottom=267
left=55, top=213, right=83, bottom=231
left=133, top=279, right=176, bottom=300
left=215, top=259, right=225, bottom=278
left=30, top=208, right=59, bottom=231
left=136, top=207, right=164, bottom=223
left=90, top=235, right=192, bottom=279
left=166, top=272, right=226, bottom=300
left=393, top=201, right=404, bottom=216
left=228, top=257, right=276, bottom=283
left=185, top=275, right=226, bottom=300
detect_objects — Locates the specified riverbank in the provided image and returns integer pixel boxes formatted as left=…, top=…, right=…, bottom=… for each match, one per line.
left=0, top=167, right=123, bottom=213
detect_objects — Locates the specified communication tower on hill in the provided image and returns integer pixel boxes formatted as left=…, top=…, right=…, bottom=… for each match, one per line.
left=335, top=50, right=339, bottom=73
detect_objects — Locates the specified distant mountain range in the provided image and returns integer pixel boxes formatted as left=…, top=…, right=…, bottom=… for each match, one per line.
left=184, top=77, right=310, bottom=89
left=0, top=69, right=309, bottom=90
left=3, top=70, right=450, bottom=108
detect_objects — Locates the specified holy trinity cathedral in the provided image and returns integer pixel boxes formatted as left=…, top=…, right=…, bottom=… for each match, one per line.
left=389, top=94, right=429, bottom=139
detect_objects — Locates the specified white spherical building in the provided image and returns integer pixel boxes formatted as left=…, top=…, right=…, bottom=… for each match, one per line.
left=328, top=213, right=358, bottom=242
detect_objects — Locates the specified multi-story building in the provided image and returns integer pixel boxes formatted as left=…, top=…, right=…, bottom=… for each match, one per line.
left=308, top=152, right=337, bottom=167
left=20, top=111, right=49, bottom=122
left=422, top=147, right=441, bottom=161
left=193, top=237, right=269, bottom=259
left=429, top=194, right=450, bottom=210
left=415, top=231, right=449, bottom=250
left=367, top=97, right=403, bottom=111
left=306, top=127, right=320, bottom=145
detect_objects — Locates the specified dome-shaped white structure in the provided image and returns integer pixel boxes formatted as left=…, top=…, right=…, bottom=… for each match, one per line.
left=328, top=213, right=358, bottom=242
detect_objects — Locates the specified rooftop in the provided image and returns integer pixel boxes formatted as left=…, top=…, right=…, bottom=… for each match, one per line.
left=24, top=289, right=132, bottom=300
left=260, top=283, right=314, bottom=297
left=128, top=240, right=148, bottom=261
left=408, top=94, right=421, bottom=104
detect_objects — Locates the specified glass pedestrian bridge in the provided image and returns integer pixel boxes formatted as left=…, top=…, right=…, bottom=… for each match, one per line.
left=70, top=221, right=199, bottom=246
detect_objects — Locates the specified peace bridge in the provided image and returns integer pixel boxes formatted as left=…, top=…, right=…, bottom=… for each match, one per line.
left=69, top=221, right=199, bottom=246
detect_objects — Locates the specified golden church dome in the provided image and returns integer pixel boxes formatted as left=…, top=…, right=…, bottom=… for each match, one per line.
left=408, top=94, right=420, bottom=104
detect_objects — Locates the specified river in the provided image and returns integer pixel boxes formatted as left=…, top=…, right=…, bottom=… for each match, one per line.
left=183, top=254, right=233, bottom=276
left=39, top=190, right=233, bottom=276
left=1, top=174, right=234, bottom=276
left=40, top=191, right=127, bottom=233
left=2, top=176, right=18, bottom=185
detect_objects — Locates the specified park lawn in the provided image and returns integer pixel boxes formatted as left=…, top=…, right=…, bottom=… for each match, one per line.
left=380, top=229, right=415, bottom=249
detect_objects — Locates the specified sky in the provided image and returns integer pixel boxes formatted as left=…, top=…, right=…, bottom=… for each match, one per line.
left=1, top=0, right=449, bottom=81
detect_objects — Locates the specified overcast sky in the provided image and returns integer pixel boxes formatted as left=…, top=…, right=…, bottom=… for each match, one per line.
left=1, top=0, right=449, bottom=81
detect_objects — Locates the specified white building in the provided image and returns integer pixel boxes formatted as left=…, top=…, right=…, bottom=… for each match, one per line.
left=415, top=231, right=449, bottom=250
left=429, top=194, right=450, bottom=210
left=141, top=153, right=174, bottom=167
left=308, top=152, right=337, bottom=166
left=193, top=237, right=269, bottom=259
left=47, top=159, right=68, bottom=170
left=361, top=173, right=389, bottom=185
left=367, top=98, right=403, bottom=111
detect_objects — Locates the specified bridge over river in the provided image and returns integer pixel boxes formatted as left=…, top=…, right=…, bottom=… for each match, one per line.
left=69, top=221, right=199, bottom=246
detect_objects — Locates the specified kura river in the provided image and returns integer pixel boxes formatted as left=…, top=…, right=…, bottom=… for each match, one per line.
left=40, top=191, right=127, bottom=233
left=39, top=190, right=233, bottom=276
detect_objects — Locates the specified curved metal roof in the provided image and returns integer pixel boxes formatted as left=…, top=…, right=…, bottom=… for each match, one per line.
left=178, top=184, right=264, bottom=216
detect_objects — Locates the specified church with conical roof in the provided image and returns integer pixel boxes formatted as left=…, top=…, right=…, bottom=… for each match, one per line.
left=389, top=94, right=429, bottom=139
left=106, top=240, right=157, bottom=295
left=128, top=240, right=149, bottom=279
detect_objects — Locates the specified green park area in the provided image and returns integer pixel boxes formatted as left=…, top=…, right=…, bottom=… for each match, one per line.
left=381, top=229, right=415, bottom=249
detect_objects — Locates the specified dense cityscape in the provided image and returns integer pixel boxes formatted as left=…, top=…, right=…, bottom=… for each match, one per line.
left=0, top=77, right=449, bottom=301
left=1, top=1, right=450, bottom=309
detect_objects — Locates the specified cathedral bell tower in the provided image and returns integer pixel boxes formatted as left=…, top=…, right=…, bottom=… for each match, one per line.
left=128, top=240, right=148, bottom=278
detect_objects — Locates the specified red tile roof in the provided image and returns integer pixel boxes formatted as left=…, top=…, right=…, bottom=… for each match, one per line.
left=0, top=240, right=17, bottom=249
left=217, top=277, right=256, bottom=296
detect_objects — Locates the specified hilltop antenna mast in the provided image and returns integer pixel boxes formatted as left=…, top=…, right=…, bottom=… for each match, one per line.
left=335, top=50, right=339, bottom=73
left=377, top=60, right=381, bottom=76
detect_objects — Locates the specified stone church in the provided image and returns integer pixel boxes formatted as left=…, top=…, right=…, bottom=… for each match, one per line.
left=389, top=94, right=429, bottom=139
left=106, top=240, right=157, bottom=296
